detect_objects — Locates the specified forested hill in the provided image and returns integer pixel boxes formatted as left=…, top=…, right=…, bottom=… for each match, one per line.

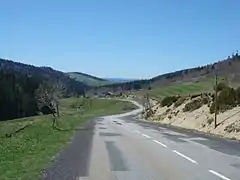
left=0, top=58, right=88, bottom=121
left=67, top=72, right=111, bottom=86
left=91, top=51, right=240, bottom=94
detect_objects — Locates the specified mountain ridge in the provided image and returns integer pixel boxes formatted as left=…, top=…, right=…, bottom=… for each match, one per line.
left=89, top=52, right=240, bottom=94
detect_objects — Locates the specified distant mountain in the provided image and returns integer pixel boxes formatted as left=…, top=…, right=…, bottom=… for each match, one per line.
left=67, top=72, right=111, bottom=86
left=105, top=78, right=137, bottom=83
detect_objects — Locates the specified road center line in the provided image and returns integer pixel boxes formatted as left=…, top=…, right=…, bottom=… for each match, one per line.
left=141, top=133, right=151, bottom=139
left=153, top=140, right=167, bottom=148
left=172, top=150, right=198, bottom=164
left=208, top=170, right=231, bottom=180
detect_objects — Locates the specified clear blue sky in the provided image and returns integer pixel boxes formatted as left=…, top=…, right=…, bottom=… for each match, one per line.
left=1, top=0, right=240, bottom=79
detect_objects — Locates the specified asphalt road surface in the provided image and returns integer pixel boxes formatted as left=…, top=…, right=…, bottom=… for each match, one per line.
left=43, top=100, right=240, bottom=180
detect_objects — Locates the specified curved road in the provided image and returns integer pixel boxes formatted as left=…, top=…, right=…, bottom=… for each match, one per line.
left=44, top=100, right=240, bottom=180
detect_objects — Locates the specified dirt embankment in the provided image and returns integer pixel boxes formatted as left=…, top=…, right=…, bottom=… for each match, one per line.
left=139, top=94, right=240, bottom=140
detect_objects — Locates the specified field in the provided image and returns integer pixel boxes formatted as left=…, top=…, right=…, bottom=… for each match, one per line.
left=0, top=98, right=136, bottom=180
left=135, top=77, right=227, bottom=100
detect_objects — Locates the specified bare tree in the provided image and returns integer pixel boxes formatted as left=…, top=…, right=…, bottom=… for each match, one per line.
left=35, top=81, right=65, bottom=128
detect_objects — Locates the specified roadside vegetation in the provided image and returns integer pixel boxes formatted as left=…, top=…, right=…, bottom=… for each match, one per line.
left=183, top=96, right=209, bottom=112
left=139, top=80, right=240, bottom=140
left=151, top=81, right=240, bottom=115
left=210, top=84, right=240, bottom=114
left=0, top=98, right=136, bottom=180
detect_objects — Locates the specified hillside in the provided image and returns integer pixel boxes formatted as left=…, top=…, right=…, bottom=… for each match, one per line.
left=67, top=72, right=111, bottom=86
left=0, top=58, right=88, bottom=121
left=106, top=78, right=137, bottom=83
left=137, top=83, right=240, bottom=140
left=91, top=52, right=240, bottom=95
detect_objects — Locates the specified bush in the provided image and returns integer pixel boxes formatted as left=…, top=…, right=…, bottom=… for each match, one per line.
left=173, top=110, right=180, bottom=116
left=235, top=87, right=240, bottom=104
left=219, top=87, right=236, bottom=105
left=210, top=87, right=237, bottom=113
left=190, top=93, right=202, bottom=99
left=207, top=117, right=214, bottom=125
left=166, top=108, right=171, bottom=113
left=161, top=96, right=179, bottom=107
left=174, top=97, right=187, bottom=107
left=202, top=96, right=209, bottom=104
left=214, top=82, right=228, bottom=92
left=183, top=99, right=203, bottom=112
left=224, top=123, right=240, bottom=133
left=209, top=102, right=216, bottom=114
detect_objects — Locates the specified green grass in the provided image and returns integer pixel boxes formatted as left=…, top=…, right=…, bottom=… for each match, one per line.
left=0, top=98, right=136, bottom=180
left=136, top=77, right=223, bottom=100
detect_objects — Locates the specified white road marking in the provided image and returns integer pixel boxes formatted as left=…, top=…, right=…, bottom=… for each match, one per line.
left=133, top=130, right=140, bottom=133
left=180, top=137, right=208, bottom=141
left=141, top=133, right=151, bottom=139
left=77, top=177, right=89, bottom=180
left=208, top=170, right=231, bottom=180
left=153, top=140, right=167, bottom=148
left=123, top=126, right=131, bottom=131
left=172, top=150, right=198, bottom=164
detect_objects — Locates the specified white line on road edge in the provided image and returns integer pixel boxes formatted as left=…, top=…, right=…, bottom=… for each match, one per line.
left=172, top=150, right=198, bottom=164
left=77, top=177, right=89, bottom=180
left=208, top=170, right=231, bottom=180
left=141, top=133, right=151, bottom=139
left=133, top=130, right=140, bottom=133
left=122, top=126, right=132, bottom=131
left=153, top=140, right=167, bottom=148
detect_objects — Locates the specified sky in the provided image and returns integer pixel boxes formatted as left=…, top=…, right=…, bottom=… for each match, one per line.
left=1, top=0, right=240, bottom=79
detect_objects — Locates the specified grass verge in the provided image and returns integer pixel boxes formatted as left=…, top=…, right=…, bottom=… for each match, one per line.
left=0, top=98, right=136, bottom=180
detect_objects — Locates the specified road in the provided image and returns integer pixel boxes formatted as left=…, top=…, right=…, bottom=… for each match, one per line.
left=43, top=100, right=240, bottom=180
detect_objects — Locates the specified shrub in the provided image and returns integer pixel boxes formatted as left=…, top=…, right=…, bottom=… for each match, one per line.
left=145, top=108, right=154, bottom=118
left=209, top=102, right=216, bottom=114
left=224, top=123, right=240, bottom=133
left=183, top=99, right=203, bottom=112
left=166, top=108, right=171, bottom=113
left=190, top=93, right=202, bottom=99
left=219, top=87, right=236, bottom=105
left=235, top=87, right=240, bottom=104
left=214, top=82, right=228, bottom=92
left=202, top=96, right=209, bottom=104
left=207, top=117, right=214, bottom=125
left=161, top=96, right=179, bottom=107
left=174, top=110, right=180, bottom=116
left=210, top=87, right=237, bottom=113
left=174, top=97, right=187, bottom=107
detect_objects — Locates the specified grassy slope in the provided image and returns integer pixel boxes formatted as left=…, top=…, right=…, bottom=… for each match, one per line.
left=135, top=77, right=227, bottom=100
left=67, top=72, right=111, bottom=86
left=0, top=98, right=136, bottom=180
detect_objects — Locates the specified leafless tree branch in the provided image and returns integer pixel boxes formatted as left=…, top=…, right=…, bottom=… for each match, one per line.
left=35, top=81, right=65, bottom=128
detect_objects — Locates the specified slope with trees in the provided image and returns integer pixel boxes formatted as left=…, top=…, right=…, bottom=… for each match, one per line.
left=0, top=58, right=88, bottom=121
left=91, top=51, right=240, bottom=95
left=67, top=72, right=111, bottom=86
